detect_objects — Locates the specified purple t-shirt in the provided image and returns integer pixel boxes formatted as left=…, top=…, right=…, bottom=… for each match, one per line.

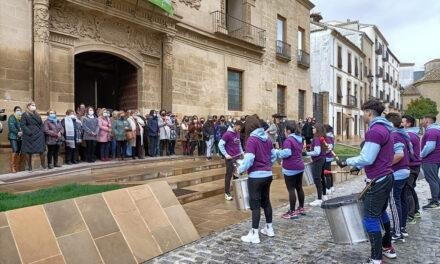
left=326, top=136, right=335, bottom=159
left=364, top=123, right=394, bottom=179
left=221, top=130, right=241, bottom=158
left=311, top=137, right=326, bottom=162
left=246, top=136, right=273, bottom=174
left=421, top=128, right=440, bottom=164
left=282, top=137, right=305, bottom=171
left=407, top=131, right=421, bottom=167
left=391, top=132, right=410, bottom=172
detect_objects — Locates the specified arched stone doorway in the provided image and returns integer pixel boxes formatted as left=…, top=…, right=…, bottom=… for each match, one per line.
left=74, top=51, right=138, bottom=111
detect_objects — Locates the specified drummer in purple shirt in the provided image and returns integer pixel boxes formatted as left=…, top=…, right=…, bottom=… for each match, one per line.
left=238, top=115, right=277, bottom=244
left=337, top=99, right=396, bottom=264
left=218, top=121, right=244, bottom=201
left=420, top=115, right=440, bottom=209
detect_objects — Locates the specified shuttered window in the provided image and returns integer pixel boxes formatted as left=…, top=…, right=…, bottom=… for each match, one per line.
left=227, top=69, right=242, bottom=111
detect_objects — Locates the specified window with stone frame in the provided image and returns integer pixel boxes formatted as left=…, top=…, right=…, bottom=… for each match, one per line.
left=337, top=46, right=342, bottom=69
left=336, top=76, right=342, bottom=103
left=298, top=89, right=305, bottom=120
left=227, top=69, right=242, bottom=111
left=277, top=85, right=286, bottom=115
left=347, top=52, right=352, bottom=74
left=355, top=57, right=359, bottom=77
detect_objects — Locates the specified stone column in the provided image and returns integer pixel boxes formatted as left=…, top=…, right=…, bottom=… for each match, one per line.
left=33, top=0, right=50, bottom=110
left=161, top=34, right=174, bottom=111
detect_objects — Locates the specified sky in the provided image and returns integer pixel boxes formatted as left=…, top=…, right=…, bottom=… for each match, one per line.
left=311, top=0, right=440, bottom=69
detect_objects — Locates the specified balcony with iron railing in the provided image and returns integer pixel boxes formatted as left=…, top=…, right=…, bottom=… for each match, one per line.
left=211, top=11, right=266, bottom=48
left=347, top=95, right=358, bottom=108
left=382, top=51, right=389, bottom=62
left=297, top=49, right=310, bottom=68
left=276, top=40, right=291, bottom=61
left=376, top=67, right=384, bottom=78
left=375, top=43, right=383, bottom=55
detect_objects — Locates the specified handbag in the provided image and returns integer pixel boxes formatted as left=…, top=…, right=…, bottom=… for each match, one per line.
left=126, top=130, right=135, bottom=140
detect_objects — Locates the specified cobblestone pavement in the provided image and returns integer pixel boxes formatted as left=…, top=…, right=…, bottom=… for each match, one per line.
left=145, top=177, right=440, bottom=264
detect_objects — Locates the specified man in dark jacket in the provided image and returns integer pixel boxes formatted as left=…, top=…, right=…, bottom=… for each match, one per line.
left=203, top=115, right=216, bottom=160
left=147, top=110, right=159, bottom=157
left=302, top=117, right=314, bottom=147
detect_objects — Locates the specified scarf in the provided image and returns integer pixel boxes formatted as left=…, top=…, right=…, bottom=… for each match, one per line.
left=64, top=116, right=76, bottom=148
left=48, top=115, right=58, bottom=123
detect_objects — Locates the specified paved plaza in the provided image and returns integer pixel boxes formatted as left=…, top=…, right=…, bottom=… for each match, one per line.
left=146, top=177, right=440, bottom=264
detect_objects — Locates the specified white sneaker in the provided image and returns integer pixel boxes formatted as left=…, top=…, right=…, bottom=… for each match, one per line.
left=322, top=195, right=329, bottom=201
left=326, top=188, right=332, bottom=195
left=331, top=187, right=335, bottom=193
left=260, top=224, right=275, bottom=237
left=225, top=193, right=233, bottom=201
left=241, top=229, right=260, bottom=243
left=309, top=199, right=323, bottom=206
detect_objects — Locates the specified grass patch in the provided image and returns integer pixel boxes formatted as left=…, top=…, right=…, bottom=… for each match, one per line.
left=334, top=144, right=360, bottom=159
left=0, top=183, right=122, bottom=212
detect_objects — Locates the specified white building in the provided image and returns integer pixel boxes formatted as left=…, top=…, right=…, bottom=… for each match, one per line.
left=310, top=22, right=368, bottom=140
left=400, top=62, right=416, bottom=88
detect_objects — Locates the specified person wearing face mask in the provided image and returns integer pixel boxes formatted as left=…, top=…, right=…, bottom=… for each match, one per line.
left=43, top=109, right=64, bottom=169
left=158, top=110, right=171, bottom=156
left=97, top=108, right=112, bottom=161
left=188, top=116, right=200, bottom=156
left=198, top=117, right=206, bottom=156
left=146, top=110, right=159, bottom=157
left=127, top=110, right=145, bottom=159
left=61, top=109, right=81, bottom=165
left=8, top=106, right=23, bottom=173
left=82, top=107, right=99, bottom=163
left=180, top=116, right=190, bottom=155
left=215, top=115, right=228, bottom=158
left=168, top=113, right=177, bottom=156
left=112, top=111, right=130, bottom=160
left=20, top=101, right=46, bottom=171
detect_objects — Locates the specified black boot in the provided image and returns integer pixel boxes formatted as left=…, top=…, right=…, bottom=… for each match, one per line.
left=47, top=153, right=53, bottom=169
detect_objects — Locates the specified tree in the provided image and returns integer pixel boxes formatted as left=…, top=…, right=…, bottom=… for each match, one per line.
left=405, top=97, right=439, bottom=120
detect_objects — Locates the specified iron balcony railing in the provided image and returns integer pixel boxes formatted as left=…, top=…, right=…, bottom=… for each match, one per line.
left=211, top=11, right=266, bottom=48
left=376, top=67, right=383, bottom=78
left=347, top=95, right=357, bottom=107
left=297, top=49, right=310, bottom=68
left=276, top=40, right=291, bottom=61
left=375, top=43, right=383, bottom=55
left=383, top=51, right=389, bottom=62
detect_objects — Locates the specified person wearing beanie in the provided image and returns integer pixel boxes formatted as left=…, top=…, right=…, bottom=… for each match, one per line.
left=238, top=115, right=277, bottom=244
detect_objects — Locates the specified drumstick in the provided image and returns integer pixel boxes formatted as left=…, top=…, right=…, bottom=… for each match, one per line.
left=319, top=136, right=339, bottom=161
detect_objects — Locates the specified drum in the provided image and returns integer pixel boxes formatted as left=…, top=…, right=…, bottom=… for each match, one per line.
left=302, top=162, right=314, bottom=186
left=233, top=177, right=250, bottom=211
left=321, top=194, right=368, bottom=244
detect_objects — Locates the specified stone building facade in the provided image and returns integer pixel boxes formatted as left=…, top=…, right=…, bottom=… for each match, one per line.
left=0, top=0, right=314, bottom=172
left=402, top=59, right=440, bottom=121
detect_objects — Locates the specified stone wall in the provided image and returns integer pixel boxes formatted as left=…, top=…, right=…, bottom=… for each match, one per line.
left=0, top=181, right=199, bottom=264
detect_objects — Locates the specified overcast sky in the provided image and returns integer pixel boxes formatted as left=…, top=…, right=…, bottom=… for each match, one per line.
left=311, top=0, right=440, bottom=68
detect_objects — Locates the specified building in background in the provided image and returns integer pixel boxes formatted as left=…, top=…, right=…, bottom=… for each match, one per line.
left=0, top=0, right=315, bottom=170
left=400, top=62, right=416, bottom=87
left=402, top=59, right=440, bottom=121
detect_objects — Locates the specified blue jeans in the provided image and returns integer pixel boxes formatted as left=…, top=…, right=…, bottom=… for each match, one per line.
left=111, top=139, right=117, bottom=158
left=390, top=178, right=408, bottom=231
left=126, top=141, right=132, bottom=157
left=100, top=142, right=110, bottom=159
left=10, top=139, right=22, bottom=153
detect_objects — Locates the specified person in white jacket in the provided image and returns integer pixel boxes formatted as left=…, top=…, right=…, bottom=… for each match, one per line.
left=127, top=110, right=145, bottom=159
left=158, top=109, right=171, bottom=156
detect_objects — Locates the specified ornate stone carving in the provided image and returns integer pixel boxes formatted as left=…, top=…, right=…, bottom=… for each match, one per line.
left=34, top=0, right=50, bottom=43
left=172, top=0, right=202, bottom=10
left=49, top=1, right=162, bottom=58
left=163, top=34, right=175, bottom=70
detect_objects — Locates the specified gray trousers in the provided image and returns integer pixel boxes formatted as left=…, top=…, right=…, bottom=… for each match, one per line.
left=422, top=163, right=440, bottom=201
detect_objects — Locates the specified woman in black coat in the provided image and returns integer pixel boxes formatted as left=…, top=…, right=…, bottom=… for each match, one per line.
left=20, top=102, right=46, bottom=171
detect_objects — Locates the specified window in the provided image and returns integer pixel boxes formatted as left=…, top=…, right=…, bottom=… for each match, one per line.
left=348, top=52, right=352, bottom=74
left=336, top=76, right=342, bottom=103
left=347, top=81, right=351, bottom=105
left=354, top=84, right=358, bottom=106
left=337, top=46, right=342, bottom=69
left=360, top=61, right=363, bottom=80
left=277, top=15, right=286, bottom=42
left=298, top=27, right=305, bottom=51
left=354, top=115, right=358, bottom=135
left=298, top=90, right=305, bottom=120
left=227, top=69, right=242, bottom=111
left=277, top=85, right=286, bottom=115
left=336, top=112, right=342, bottom=135
left=355, top=57, right=358, bottom=77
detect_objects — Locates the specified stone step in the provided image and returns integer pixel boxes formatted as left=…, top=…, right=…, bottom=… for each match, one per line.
left=176, top=179, right=225, bottom=205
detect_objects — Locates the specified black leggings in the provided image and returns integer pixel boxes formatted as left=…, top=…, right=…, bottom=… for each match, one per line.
left=248, top=177, right=273, bottom=229
left=324, top=161, right=334, bottom=188
left=47, top=144, right=60, bottom=166
left=312, top=158, right=326, bottom=199
left=85, top=140, right=96, bottom=162
left=116, top=140, right=127, bottom=159
left=224, top=159, right=236, bottom=194
left=284, top=172, right=305, bottom=211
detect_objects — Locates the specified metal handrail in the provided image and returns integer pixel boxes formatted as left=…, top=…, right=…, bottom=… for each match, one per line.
left=297, top=49, right=310, bottom=68
left=211, top=10, right=266, bottom=48
left=276, top=40, right=291, bottom=60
